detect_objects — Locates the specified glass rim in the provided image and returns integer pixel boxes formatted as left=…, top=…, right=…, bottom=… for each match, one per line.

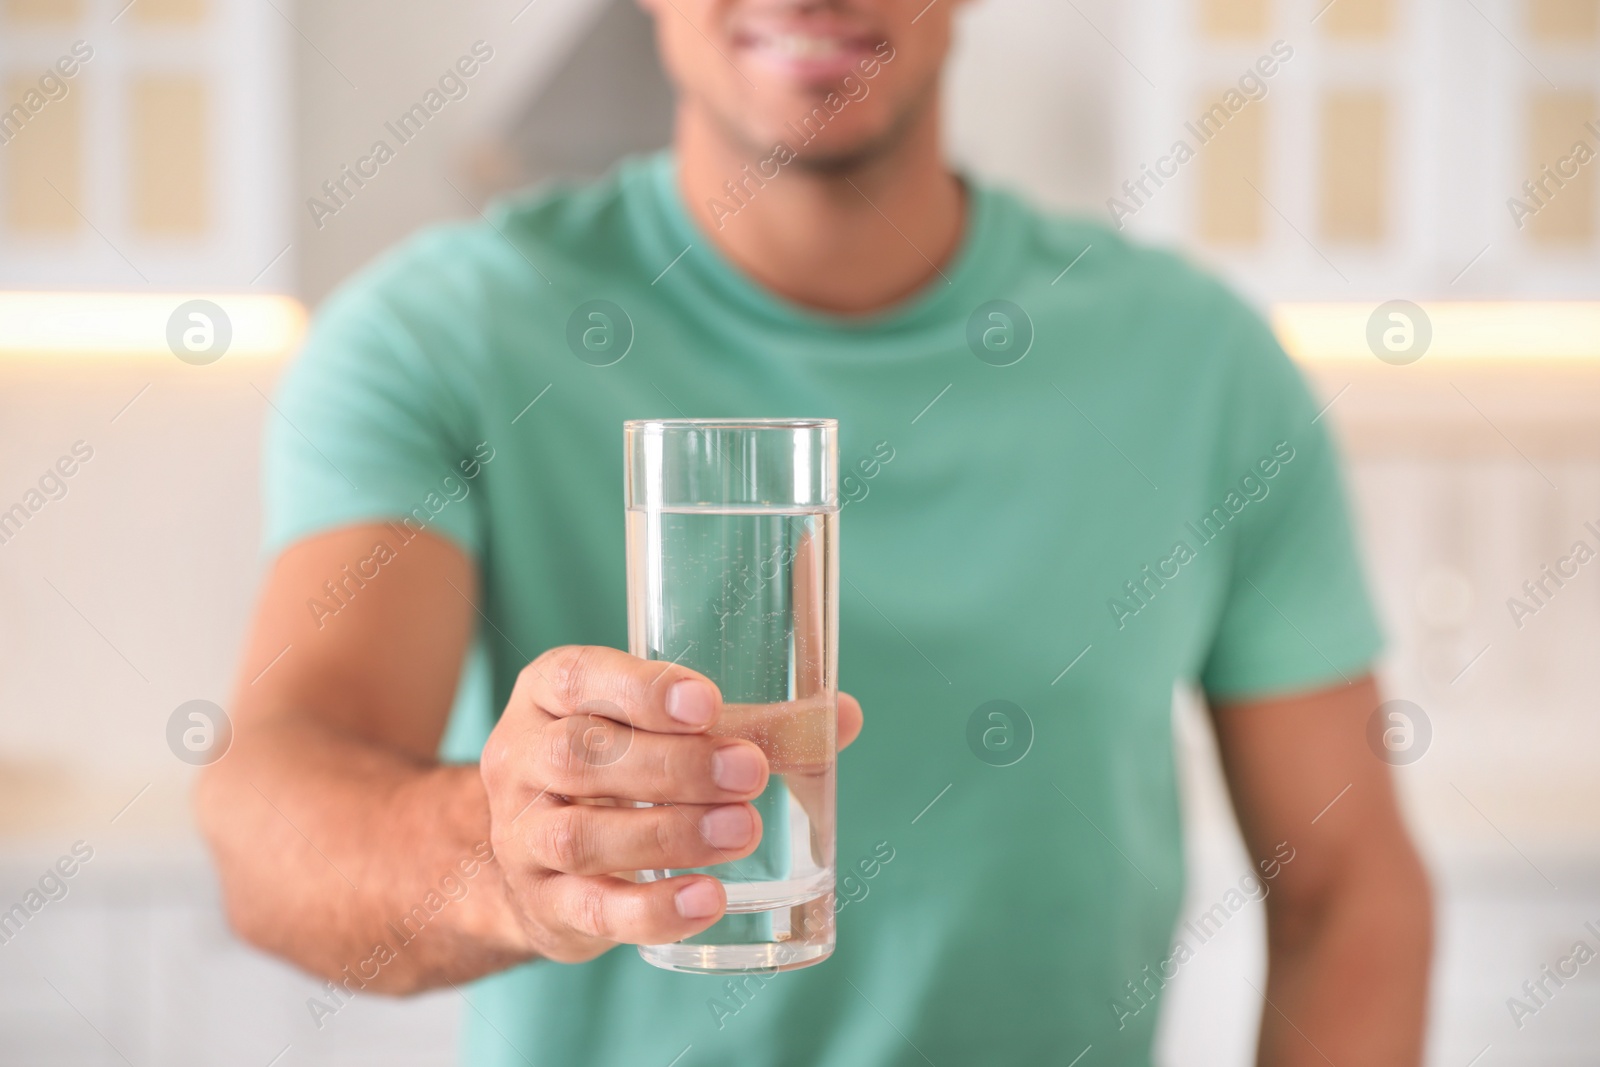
left=624, top=417, right=836, bottom=433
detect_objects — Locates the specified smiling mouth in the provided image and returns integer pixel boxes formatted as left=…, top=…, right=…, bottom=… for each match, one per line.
left=730, top=25, right=884, bottom=83
left=752, top=32, right=864, bottom=58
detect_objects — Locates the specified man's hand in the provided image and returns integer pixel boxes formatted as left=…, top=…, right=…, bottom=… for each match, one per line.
left=481, top=645, right=864, bottom=964
left=198, top=526, right=862, bottom=993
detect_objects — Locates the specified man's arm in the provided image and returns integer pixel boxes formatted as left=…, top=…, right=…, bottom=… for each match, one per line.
left=1210, top=675, right=1432, bottom=1067
left=195, top=526, right=529, bottom=992
left=197, top=525, right=864, bottom=994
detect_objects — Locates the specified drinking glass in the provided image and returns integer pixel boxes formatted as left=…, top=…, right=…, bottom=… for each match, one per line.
left=624, top=418, right=839, bottom=974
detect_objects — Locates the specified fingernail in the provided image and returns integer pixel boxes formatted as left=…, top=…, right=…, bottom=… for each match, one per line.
left=712, top=744, right=764, bottom=793
left=666, top=680, right=716, bottom=726
left=699, top=805, right=754, bottom=849
left=675, top=879, right=722, bottom=919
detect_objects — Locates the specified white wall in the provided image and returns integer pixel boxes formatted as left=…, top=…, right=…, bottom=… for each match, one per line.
left=290, top=0, right=611, bottom=301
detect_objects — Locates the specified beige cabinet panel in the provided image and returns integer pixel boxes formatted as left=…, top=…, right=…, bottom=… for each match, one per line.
left=1200, top=0, right=1270, bottom=38
left=131, top=0, right=206, bottom=24
left=4, top=77, right=82, bottom=234
left=131, top=75, right=209, bottom=235
left=1320, top=89, right=1387, bottom=242
left=1527, top=91, right=1596, bottom=244
left=1198, top=94, right=1266, bottom=244
left=1529, top=0, right=1599, bottom=41
left=2, top=0, right=81, bottom=22
left=1320, top=0, right=1393, bottom=39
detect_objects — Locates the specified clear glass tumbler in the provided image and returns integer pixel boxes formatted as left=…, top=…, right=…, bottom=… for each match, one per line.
left=624, top=418, right=839, bottom=974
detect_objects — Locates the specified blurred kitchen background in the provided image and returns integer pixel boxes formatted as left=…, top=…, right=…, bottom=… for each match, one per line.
left=1, top=0, right=1598, bottom=1063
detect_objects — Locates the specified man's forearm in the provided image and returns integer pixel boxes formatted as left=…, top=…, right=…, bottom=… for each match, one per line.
left=196, top=716, right=535, bottom=994
left=1258, top=853, right=1432, bottom=1066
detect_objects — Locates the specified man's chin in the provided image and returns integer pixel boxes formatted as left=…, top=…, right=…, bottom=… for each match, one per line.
left=692, top=86, right=931, bottom=178
left=781, top=138, right=892, bottom=175
left=742, top=111, right=908, bottom=173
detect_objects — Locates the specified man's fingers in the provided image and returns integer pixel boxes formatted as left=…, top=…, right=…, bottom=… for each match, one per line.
left=537, top=872, right=727, bottom=945
left=838, top=691, right=863, bottom=751
left=517, top=645, right=724, bottom=734
left=533, top=716, right=769, bottom=803
left=526, top=800, right=763, bottom=876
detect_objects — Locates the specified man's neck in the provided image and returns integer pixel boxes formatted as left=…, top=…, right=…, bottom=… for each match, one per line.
left=676, top=105, right=966, bottom=316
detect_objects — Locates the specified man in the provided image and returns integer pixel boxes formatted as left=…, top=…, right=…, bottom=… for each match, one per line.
left=197, top=0, right=1432, bottom=1063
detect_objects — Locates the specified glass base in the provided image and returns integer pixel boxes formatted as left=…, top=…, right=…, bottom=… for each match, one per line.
left=638, top=939, right=832, bottom=975
left=639, top=890, right=835, bottom=975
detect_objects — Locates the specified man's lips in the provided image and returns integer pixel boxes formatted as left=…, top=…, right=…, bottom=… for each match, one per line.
left=730, top=24, right=884, bottom=85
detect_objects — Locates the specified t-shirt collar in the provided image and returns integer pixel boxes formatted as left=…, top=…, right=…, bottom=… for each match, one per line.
left=637, top=150, right=1018, bottom=336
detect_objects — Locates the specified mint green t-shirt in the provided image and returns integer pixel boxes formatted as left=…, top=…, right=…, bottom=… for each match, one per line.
left=265, top=153, right=1381, bottom=1067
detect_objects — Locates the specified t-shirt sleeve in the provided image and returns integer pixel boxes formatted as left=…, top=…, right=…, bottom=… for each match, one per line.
left=262, top=279, right=484, bottom=560
left=1198, top=303, right=1384, bottom=702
